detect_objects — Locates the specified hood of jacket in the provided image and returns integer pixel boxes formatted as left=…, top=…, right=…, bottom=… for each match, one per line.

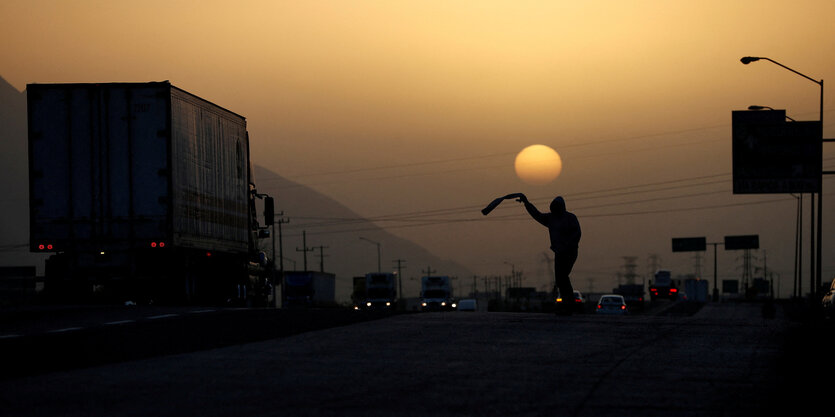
left=550, top=196, right=566, bottom=215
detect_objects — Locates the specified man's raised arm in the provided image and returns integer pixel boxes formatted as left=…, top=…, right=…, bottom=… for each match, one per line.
left=518, top=195, right=548, bottom=227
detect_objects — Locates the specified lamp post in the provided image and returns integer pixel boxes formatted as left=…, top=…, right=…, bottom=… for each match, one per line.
left=359, top=237, right=381, bottom=273
left=707, top=242, right=723, bottom=302
left=741, top=56, right=824, bottom=296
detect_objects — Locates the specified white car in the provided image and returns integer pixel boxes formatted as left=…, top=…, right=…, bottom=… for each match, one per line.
left=596, top=294, right=628, bottom=315
left=457, top=299, right=477, bottom=311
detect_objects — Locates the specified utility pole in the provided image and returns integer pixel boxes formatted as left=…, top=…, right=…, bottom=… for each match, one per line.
left=707, top=242, right=723, bottom=302
left=272, top=213, right=289, bottom=308
left=793, top=194, right=802, bottom=299
left=763, top=250, right=769, bottom=297
left=504, top=261, right=515, bottom=289
left=422, top=266, right=436, bottom=277
left=393, top=258, right=406, bottom=303
left=296, top=230, right=314, bottom=272
left=275, top=215, right=289, bottom=273
left=315, top=245, right=329, bottom=273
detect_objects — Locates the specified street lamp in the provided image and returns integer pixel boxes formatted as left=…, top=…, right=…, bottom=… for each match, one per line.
left=359, top=237, right=381, bottom=273
left=741, top=55, right=824, bottom=295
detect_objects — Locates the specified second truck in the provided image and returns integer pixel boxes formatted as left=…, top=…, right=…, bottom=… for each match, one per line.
left=352, top=272, right=397, bottom=310
left=420, top=275, right=455, bottom=311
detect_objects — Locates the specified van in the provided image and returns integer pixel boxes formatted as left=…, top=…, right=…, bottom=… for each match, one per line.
left=457, top=299, right=477, bottom=311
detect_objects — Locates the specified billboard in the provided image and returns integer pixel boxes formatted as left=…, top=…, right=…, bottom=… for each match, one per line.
left=672, top=237, right=706, bottom=252
left=723, top=280, right=739, bottom=294
left=732, top=110, right=821, bottom=194
left=724, top=235, right=759, bottom=250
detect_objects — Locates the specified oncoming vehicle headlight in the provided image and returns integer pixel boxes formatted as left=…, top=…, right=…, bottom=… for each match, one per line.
left=385, top=302, right=391, bottom=306
left=451, top=303, right=457, bottom=309
left=421, top=302, right=427, bottom=307
left=441, top=302, right=446, bottom=306
left=366, top=302, right=372, bottom=307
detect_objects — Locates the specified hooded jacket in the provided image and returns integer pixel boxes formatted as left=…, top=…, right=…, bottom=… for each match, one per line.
left=523, top=196, right=581, bottom=254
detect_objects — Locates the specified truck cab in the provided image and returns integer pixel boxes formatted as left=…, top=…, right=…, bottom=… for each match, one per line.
left=364, top=272, right=397, bottom=310
left=420, top=276, right=455, bottom=311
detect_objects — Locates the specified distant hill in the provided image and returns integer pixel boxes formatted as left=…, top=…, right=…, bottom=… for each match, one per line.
left=252, top=165, right=474, bottom=302
left=0, top=77, right=472, bottom=303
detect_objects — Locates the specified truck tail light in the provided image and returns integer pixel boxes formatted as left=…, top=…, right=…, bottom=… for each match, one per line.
left=35, top=243, right=55, bottom=251
left=150, top=241, right=167, bottom=248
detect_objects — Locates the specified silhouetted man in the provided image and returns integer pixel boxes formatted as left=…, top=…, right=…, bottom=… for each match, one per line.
left=518, top=195, right=581, bottom=315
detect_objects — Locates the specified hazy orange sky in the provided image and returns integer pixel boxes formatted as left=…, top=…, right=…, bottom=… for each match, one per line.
left=2, top=0, right=834, bottom=295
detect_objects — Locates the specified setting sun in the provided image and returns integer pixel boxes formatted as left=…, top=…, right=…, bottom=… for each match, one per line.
left=514, top=144, right=562, bottom=185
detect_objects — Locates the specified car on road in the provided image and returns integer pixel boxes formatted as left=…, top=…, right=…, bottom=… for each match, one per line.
left=596, top=294, right=628, bottom=315
left=457, top=299, right=477, bottom=312
left=556, top=290, right=586, bottom=313
left=822, top=277, right=835, bottom=318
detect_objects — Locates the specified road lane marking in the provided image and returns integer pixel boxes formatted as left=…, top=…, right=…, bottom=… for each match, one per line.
left=0, top=334, right=21, bottom=339
left=189, top=309, right=216, bottom=314
left=146, top=314, right=179, bottom=320
left=49, top=327, right=83, bottom=333
left=104, top=320, right=136, bottom=325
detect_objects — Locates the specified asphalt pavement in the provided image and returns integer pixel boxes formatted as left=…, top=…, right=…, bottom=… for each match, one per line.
left=0, top=301, right=830, bottom=417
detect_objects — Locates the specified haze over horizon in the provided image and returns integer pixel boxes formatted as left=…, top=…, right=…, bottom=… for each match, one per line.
left=1, top=1, right=834, bottom=297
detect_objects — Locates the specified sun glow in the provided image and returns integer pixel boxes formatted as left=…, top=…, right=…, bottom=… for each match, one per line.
left=514, top=144, right=562, bottom=185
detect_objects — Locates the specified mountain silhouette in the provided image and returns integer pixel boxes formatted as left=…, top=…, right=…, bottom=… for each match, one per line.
left=252, top=165, right=474, bottom=302
left=0, top=77, right=472, bottom=303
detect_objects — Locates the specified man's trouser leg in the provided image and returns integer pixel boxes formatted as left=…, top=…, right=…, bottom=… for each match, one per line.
left=554, top=249, right=578, bottom=314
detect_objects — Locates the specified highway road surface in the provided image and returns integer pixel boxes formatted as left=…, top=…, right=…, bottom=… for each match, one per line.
left=0, top=301, right=830, bottom=417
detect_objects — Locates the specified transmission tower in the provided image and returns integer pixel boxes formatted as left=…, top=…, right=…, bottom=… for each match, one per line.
left=621, top=256, right=639, bottom=285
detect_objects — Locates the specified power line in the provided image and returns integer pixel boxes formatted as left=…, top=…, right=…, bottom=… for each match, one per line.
left=273, top=146, right=835, bottom=237
left=289, top=159, right=835, bottom=231
left=266, top=123, right=739, bottom=189
left=280, top=193, right=814, bottom=238
left=284, top=172, right=737, bottom=230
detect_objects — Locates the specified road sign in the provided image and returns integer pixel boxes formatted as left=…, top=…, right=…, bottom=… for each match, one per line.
left=672, top=237, right=706, bottom=252
left=722, top=280, right=739, bottom=294
left=732, top=110, right=822, bottom=194
left=724, top=235, right=759, bottom=250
